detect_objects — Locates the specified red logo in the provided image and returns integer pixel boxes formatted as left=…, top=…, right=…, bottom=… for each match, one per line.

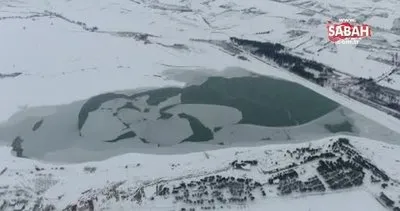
left=326, top=20, right=372, bottom=43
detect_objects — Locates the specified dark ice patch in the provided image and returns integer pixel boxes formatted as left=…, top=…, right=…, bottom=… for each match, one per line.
left=180, top=76, right=338, bottom=127
left=324, top=121, right=354, bottom=133
left=104, top=131, right=136, bottom=143
left=158, top=104, right=177, bottom=120
left=213, top=127, right=223, bottom=132
left=178, top=113, right=213, bottom=143
left=32, top=119, right=44, bottom=131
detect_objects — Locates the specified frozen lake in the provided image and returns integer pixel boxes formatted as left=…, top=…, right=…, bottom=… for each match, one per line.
left=1, top=68, right=399, bottom=163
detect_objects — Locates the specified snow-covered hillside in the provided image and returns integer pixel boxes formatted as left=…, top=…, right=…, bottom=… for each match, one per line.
left=0, top=136, right=399, bottom=211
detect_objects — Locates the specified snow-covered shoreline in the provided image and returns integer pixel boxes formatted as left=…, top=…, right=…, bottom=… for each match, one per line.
left=1, top=135, right=399, bottom=210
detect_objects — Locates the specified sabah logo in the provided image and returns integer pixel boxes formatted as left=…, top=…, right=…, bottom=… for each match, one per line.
left=326, top=19, right=372, bottom=44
